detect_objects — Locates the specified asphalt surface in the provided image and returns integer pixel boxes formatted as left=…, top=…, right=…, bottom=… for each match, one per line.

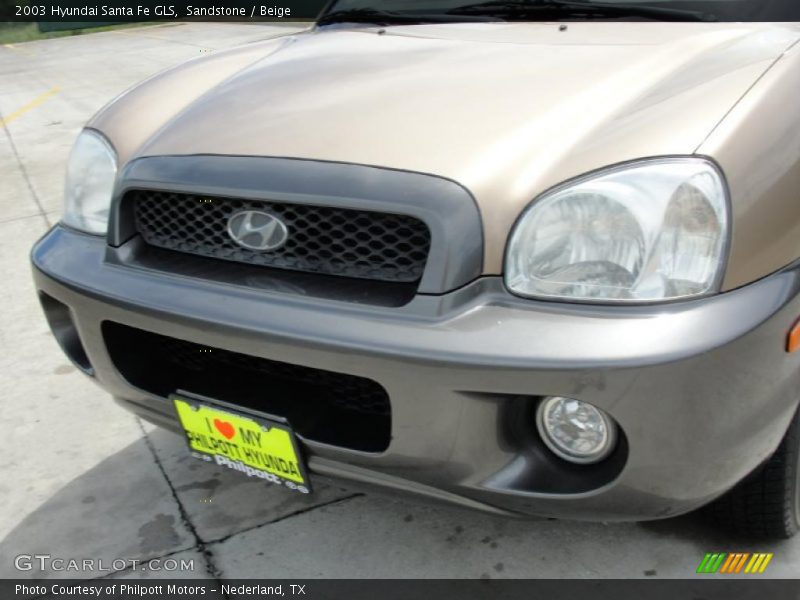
left=0, top=22, right=799, bottom=581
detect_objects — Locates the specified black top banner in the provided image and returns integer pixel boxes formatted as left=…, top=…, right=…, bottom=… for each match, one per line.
left=0, top=0, right=329, bottom=21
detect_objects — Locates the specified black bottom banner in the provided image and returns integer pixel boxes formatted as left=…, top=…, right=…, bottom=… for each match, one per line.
left=3, top=579, right=800, bottom=600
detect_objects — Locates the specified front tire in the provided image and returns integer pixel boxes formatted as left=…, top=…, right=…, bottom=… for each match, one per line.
left=707, top=406, right=800, bottom=539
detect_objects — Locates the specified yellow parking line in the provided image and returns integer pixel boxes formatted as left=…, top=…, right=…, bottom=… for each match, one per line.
left=3, top=43, right=33, bottom=56
left=0, top=86, right=60, bottom=127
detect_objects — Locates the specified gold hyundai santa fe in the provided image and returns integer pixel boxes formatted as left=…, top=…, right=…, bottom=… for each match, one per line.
left=31, top=0, right=800, bottom=538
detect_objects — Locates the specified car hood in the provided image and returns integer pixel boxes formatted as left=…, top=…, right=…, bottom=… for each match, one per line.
left=91, top=22, right=800, bottom=273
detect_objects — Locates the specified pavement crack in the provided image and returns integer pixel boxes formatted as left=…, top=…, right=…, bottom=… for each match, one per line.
left=136, top=418, right=223, bottom=583
left=0, top=211, right=52, bottom=225
left=89, top=544, right=199, bottom=580
left=113, top=29, right=220, bottom=50
left=0, top=113, right=51, bottom=228
left=208, top=493, right=365, bottom=546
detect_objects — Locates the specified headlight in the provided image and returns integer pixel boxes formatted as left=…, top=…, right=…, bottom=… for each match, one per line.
left=62, top=129, right=117, bottom=235
left=505, top=158, right=729, bottom=303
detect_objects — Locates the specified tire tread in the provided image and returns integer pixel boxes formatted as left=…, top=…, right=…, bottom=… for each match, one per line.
left=707, top=410, right=799, bottom=539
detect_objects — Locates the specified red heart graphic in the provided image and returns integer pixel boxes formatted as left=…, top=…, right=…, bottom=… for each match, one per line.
left=214, top=419, right=235, bottom=440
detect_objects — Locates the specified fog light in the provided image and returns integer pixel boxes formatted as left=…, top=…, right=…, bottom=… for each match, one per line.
left=536, top=397, right=617, bottom=464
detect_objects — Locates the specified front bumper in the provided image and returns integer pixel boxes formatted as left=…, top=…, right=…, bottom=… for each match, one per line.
left=32, top=225, right=800, bottom=521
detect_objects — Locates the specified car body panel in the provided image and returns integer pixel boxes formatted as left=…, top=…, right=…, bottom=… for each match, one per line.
left=89, top=35, right=295, bottom=167
left=89, top=22, right=800, bottom=289
left=31, top=225, right=800, bottom=520
left=698, top=40, right=800, bottom=290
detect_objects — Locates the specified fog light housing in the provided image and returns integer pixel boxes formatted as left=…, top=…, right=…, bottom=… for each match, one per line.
left=536, top=397, right=617, bottom=464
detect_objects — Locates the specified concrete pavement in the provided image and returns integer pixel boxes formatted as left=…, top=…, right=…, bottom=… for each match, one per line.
left=1, top=22, right=798, bottom=581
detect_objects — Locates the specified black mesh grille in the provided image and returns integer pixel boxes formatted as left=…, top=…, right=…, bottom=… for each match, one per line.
left=162, top=337, right=390, bottom=417
left=103, top=322, right=392, bottom=452
left=131, top=190, right=431, bottom=283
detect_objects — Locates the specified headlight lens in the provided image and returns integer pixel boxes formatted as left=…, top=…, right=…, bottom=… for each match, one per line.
left=62, top=129, right=117, bottom=235
left=505, top=158, right=729, bottom=302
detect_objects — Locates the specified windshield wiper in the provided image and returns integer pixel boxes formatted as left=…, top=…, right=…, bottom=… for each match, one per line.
left=448, top=0, right=716, bottom=22
left=317, top=7, right=503, bottom=26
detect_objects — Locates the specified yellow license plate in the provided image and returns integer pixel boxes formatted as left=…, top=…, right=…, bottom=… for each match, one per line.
left=172, top=395, right=310, bottom=494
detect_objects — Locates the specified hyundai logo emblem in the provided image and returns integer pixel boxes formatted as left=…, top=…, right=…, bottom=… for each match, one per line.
left=227, top=210, right=289, bottom=251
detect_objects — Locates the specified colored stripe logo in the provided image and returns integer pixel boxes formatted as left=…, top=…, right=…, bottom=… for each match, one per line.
left=697, top=553, right=773, bottom=574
